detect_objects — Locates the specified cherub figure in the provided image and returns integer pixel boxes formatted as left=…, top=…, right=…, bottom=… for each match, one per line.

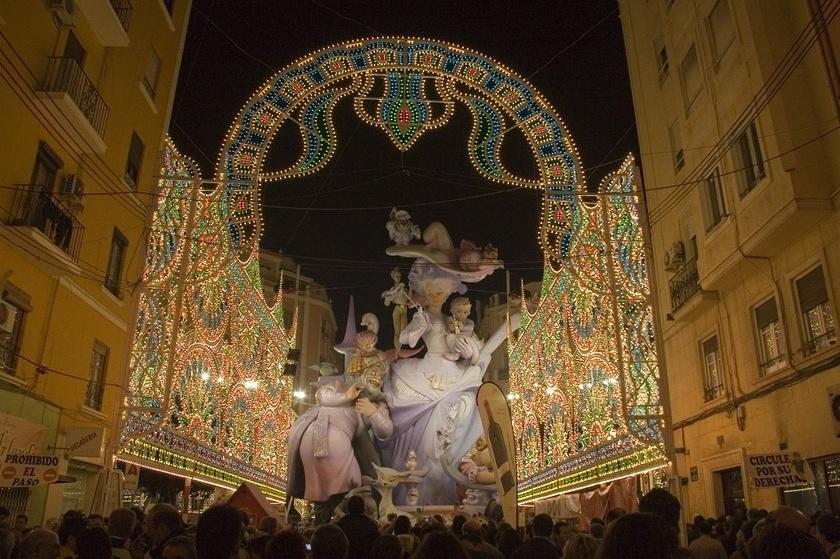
left=405, top=449, right=417, bottom=472
left=381, top=267, right=410, bottom=352
left=444, top=297, right=480, bottom=363
left=386, top=208, right=421, bottom=246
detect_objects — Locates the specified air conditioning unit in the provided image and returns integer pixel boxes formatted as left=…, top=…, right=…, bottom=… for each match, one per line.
left=828, top=385, right=840, bottom=437
left=664, top=241, right=686, bottom=272
left=59, top=174, right=85, bottom=211
left=49, top=0, right=78, bottom=26
left=0, top=301, right=17, bottom=335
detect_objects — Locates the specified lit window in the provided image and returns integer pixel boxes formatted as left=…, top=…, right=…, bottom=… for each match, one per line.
left=734, top=121, right=765, bottom=196
left=709, top=0, right=736, bottom=63
left=0, top=285, right=29, bottom=375
left=143, top=48, right=161, bottom=98
left=654, top=35, right=669, bottom=79
left=105, top=229, right=127, bottom=297
left=701, top=334, right=724, bottom=401
left=125, top=131, right=144, bottom=188
left=680, top=45, right=703, bottom=108
left=86, top=341, right=109, bottom=410
left=669, top=121, right=685, bottom=171
left=753, top=296, right=785, bottom=376
left=702, top=168, right=727, bottom=230
left=795, top=265, right=836, bottom=355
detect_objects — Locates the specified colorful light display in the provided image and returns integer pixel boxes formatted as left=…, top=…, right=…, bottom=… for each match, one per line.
left=121, top=38, right=665, bottom=504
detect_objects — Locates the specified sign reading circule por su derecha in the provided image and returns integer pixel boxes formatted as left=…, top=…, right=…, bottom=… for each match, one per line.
left=746, top=452, right=812, bottom=489
left=0, top=454, right=60, bottom=488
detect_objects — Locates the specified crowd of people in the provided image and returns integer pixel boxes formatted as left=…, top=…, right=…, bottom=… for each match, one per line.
left=1, top=488, right=839, bottom=559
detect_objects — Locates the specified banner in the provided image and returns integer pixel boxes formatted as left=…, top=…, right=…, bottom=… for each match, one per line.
left=0, top=454, right=60, bottom=488
left=0, top=412, right=45, bottom=457
left=64, top=426, right=105, bottom=458
left=477, top=381, right=517, bottom=527
left=747, top=452, right=811, bottom=488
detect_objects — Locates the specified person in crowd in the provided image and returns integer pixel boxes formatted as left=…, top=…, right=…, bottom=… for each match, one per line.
left=495, top=526, right=524, bottom=558
left=161, top=535, right=197, bottom=559
left=730, top=519, right=758, bottom=559
left=17, top=528, right=61, bottom=559
left=75, top=527, right=112, bottom=559
left=0, top=528, right=15, bottom=559
left=816, top=513, right=840, bottom=559
left=86, top=515, right=105, bottom=530
left=686, top=515, right=704, bottom=544
left=452, top=515, right=467, bottom=539
left=266, top=529, right=307, bottom=559
left=336, top=495, right=380, bottom=559
left=638, top=488, right=690, bottom=558
left=687, top=518, right=727, bottom=559
left=460, top=519, right=503, bottom=559
left=195, top=505, right=244, bottom=559
left=370, top=534, right=403, bottom=559
left=550, top=520, right=573, bottom=551
left=146, top=504, right=185, bottom=559
left=392, top=515, right=417, bottom=557
left=511, top=514, right=560, bottom=559
left=589, top=522, right=605, bottom=540
left=767, top=505, right=810, bottom=533
left=413, top=531, right=470, bottom=559
left=605, top=509, right=626, bottom=526
left=106, top=507, right=136, bottom=559
left=246, top=533, right=271, bottom=559
left=748, top=523, right=826, bottom=559
left=14, top=514, right=28, bottom=538
left=721, top=518, right=742, bottom=556
left=0, top=508, right=9, bottom=529
left=563, top=533, right=598, bottom=559
left=596, top=512, right=678, bottom=559
left=311, top=524, right=349, bottom=559
left=258, top=517, right=278, bottom=537
left=58, top=514, right=86, bottom=559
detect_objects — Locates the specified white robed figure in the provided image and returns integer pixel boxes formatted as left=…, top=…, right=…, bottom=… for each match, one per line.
left=380, top=262, right=517, bottom=505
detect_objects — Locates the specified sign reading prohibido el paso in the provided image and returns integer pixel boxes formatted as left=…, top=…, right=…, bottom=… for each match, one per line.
left=477, top=382, right=517, bottom=527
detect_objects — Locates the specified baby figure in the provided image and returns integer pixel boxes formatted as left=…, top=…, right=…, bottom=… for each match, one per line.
left=444, top=296, right=477, bottom=361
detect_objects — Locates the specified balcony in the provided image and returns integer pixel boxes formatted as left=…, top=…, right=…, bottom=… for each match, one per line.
left=8, top=188, right=84, bottom=261
left=0, top=337, right=18, bottom=375
left=77, top=0, right=132, bottom=46
left=35, top=58, right=108, bottom=154
left=669, top=258, right=701, bottom=311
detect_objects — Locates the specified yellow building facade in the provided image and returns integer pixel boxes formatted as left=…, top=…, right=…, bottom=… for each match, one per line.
left=0, top=0, right=190, bottom=523
left=620, top=0, right=840, bottom=517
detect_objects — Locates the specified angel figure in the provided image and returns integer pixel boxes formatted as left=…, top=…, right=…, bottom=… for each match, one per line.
left=386, top=208, right=421, bottom=246
left=381, top=267, right=411, bottom=353
left=444, top=296, right=481, bottom=364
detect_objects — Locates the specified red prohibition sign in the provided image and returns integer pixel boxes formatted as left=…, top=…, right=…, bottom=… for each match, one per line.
left=2, top=466, right=17, bottom=479
left=43, top=469, right=57, bottom=482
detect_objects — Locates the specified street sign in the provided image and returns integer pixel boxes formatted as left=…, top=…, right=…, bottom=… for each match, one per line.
left=0, top=454, right=60, bottom=488
left=64, top=426, right=105, bottom=458
left=746, top=452, right=812, bottom=488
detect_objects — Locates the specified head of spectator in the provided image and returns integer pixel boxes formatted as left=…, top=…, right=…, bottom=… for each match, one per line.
left=0, top=528, right=15, bottom=559
left=57, top=514, right=86, bottom=553
left=638, top=488, right=681, bottom=530
left=563, top=533, right=598, bottom=559
left=370, top=534, right=402, bottom=559
left=195, top=505, right=244, bottom=559
left=605, top=508, right=626, bottom=525
left=767, top=505, right=810, bottom=533
left=266, top=529, right=306, bottom=559
left=532, top=514, right=553, bottom=538
left=18, top=528, right=61, bottom=559
left=815, top=513, right=840, bottom=556
left=496, top=526, right=524, bottom=557
left=87, top=514, right=105, bottom=530
left=597, top=513, right=678, bottom=559
left=246, top=534, right=271, bottom=559
left=107, top=508, right=136, bottom=542
left=460, top=519, right=485, bottom=549
left=76, top=527, right=111, bottom=559
left=14, top=514, right=28, bottom=532
left=346, top=495, right=365, bottom=517
left=698, top=518, right=713, bottom=535
left=589, top=522, right=605, bottom=540
left=748, top=523, right=825, bottom=559
left=258, top=516, right=278, bottom=536
left=311, top=524, right=348, bottom=559
left=451, top=514, right=467, bottom=537
left=0, top=508, right=8, bottom=529
left=161, top=535, right=197, bottom=559
left=393, top=515, right=412, bottom=536
left=413, top=530, right=469, bottom=559
left=552, top=519, right=573, bottom=547
left=147, top=503, right=182, bottom=547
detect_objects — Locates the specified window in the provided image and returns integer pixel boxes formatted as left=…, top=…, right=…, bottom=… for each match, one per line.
left=104, top=229, right=127, bottom=296
left=701, top=334, right=724, bottom=401
left=753, top=296, right=785, bottom=376
left=85, top=341, right=108, bottom=410
left=734, top=121, right=765, bottom=196
left=0, top=285, right=29, bottom=375
left=143, top=48, right=161, bottom=98
left=654, top=35, right=669, bottom=79
left=63, top=31, right=86, bottom=68
left=680, top=45, right=703, bottom=108
left=125, top=132, right=144, bottom=187
left=702, top=168, right=726, bottom=230
left=30, top=142, right=62, bottom=193
left=669, top=121, right=685, bottom=171
left=709, top=0, right=736, bottom=63
left=796, top=265, right=836, bottom=354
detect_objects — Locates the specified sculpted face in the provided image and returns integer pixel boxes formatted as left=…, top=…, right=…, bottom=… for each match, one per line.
left=363, top=362, right=387, bottom=391
left=423, top=279, right=450, bottom=308
left=452, top=304, right=471, bottom=322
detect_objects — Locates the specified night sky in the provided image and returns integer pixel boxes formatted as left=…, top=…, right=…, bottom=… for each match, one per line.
left=170, top=0, right=639, bottom=339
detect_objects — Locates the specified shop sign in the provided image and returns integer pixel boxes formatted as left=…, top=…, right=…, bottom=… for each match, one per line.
left=0, top=454, right=60, bottom=487
left=64, top=426, right=105, bottom=458
left=747, top=452, right=811, bottom=488
left=0, top=411, right=45, bottom=457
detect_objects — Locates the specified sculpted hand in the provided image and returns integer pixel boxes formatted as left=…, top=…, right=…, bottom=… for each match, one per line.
left=509, top=312, right=522, bottom=331
left=345, top=383, right=363, bottom=400
left=455, top=337, right=475, bottom=359
left=355, top=398, right=377, bottom=417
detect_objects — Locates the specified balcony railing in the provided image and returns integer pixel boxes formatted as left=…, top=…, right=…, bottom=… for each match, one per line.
left=704, top=383, right=724, bottom=402
left=10, top=187, right=84, bottom=260
left=669, top=257, right=701, bottom=311
left=0, top=337, right=18, bottom=375
left=110, top=0, right=133, bottom=31
left=85, top=378, right=105, bottom=410
left=42, top=57, right=109, bottom=138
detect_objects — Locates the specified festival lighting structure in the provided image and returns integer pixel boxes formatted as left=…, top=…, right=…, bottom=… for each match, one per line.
left=119, top=37, right=666, bottom=504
